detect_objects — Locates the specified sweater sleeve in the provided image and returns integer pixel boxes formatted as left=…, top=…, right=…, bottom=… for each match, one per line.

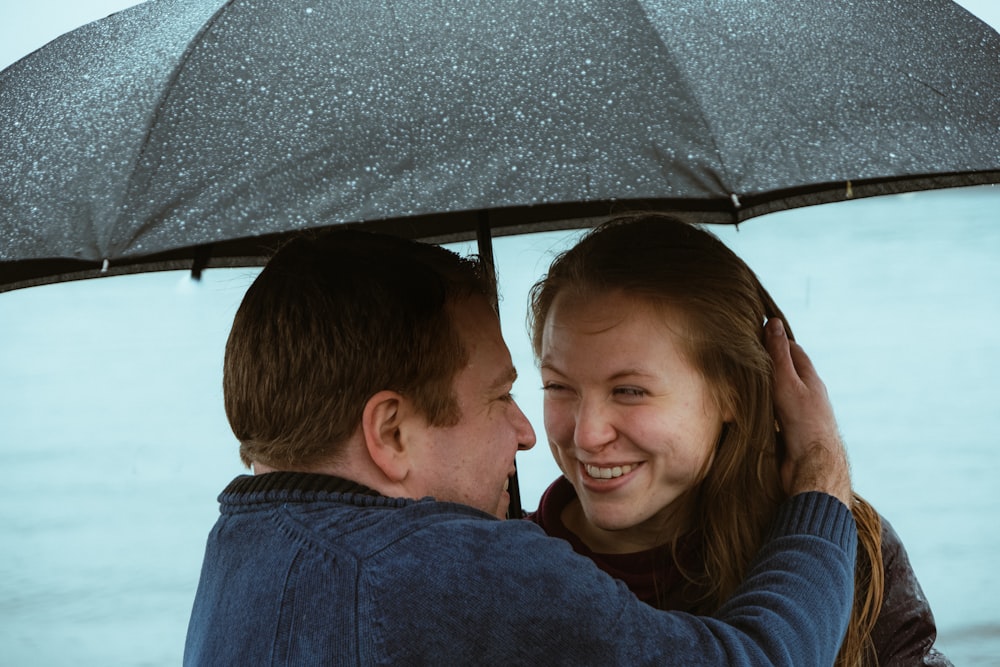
left=376, top=491, right=857, bottom=666
left=871, top=517, right=953, bottom=666
left=559, top=490, right=859, bottom=665
left=705, top=491, right=859, bottom=665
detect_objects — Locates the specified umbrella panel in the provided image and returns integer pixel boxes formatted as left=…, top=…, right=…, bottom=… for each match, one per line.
left=1, top=0, right=999, bottom=294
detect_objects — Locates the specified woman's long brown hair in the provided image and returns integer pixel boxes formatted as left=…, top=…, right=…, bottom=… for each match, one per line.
left=530, top=213, right=884, bottom=667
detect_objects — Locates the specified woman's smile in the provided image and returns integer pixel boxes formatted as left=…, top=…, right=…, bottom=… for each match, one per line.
left=578, top=461, right=644, bottom=493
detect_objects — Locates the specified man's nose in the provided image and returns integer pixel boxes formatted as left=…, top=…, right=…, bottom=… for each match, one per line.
left=512, top=400, right=536, bottom=451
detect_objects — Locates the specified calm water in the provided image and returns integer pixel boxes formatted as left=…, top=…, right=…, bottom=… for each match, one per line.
left=1, top=186, right=998, bottom=665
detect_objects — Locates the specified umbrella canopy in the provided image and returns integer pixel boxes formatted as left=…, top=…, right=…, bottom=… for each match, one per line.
left=2, top=0, right=999, bottom=292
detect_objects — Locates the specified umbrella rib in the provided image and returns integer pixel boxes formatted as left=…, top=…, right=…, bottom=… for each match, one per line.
left=108, top=0, right=238, bottom=261
left=630, top=1, right=738, bottom=206
left=886, top=62, right=1000, bottom=129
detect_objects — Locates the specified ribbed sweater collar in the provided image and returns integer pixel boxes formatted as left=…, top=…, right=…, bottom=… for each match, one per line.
left=218, top=471, right=413, bottom=508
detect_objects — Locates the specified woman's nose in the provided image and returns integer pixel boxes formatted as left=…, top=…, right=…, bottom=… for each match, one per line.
left=573, top=397, right=615, bottom=452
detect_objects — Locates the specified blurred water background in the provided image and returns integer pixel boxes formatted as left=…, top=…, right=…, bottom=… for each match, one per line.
left=2, top=186, right=999, bottom=665
left=2, top=1, right=1000, bottom=665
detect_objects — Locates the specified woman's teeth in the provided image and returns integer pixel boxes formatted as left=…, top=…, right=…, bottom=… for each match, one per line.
left=584, top=463, right=636, bottom=479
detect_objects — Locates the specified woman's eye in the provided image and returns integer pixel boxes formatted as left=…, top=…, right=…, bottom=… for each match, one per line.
left=614, top=387, right=646, bottom=398
left=541, top=383, right=567, bottom=393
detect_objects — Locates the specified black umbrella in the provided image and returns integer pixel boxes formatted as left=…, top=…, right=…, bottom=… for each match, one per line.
left=2, top=0, right=999, bottom=293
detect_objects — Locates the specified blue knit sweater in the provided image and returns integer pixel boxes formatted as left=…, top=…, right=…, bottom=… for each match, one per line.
left=184, top=472, right=856, bottom=666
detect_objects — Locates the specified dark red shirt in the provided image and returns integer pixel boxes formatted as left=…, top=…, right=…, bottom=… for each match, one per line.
left=527, top=475, right=705, bottom=610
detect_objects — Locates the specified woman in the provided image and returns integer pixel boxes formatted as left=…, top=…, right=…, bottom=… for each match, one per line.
left=528, top=214, right=950, bottom=667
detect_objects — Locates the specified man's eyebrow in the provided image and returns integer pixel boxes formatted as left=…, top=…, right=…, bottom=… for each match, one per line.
left=492, top=366, right=518, bottom=389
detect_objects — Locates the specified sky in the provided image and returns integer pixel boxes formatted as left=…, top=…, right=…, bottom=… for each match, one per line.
left=1, top=0, right=999, bottom=70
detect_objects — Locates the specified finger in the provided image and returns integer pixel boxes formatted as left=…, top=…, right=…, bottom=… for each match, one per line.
left=786, top=338, right=817, bottom=379
left=764, top=318, right=798, bottom=383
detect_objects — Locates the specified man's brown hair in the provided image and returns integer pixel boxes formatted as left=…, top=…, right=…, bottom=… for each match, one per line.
left=224, top=230, right=491, bottom=469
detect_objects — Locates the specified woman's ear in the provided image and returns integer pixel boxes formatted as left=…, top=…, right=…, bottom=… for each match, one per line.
left=361, top=390, right=410, bottom=482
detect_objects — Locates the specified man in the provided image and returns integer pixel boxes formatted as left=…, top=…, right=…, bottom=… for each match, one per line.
left=184, top=230, right=856, bottom=666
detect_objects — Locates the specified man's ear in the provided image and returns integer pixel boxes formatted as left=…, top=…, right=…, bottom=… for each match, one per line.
left=361, top=390, right=412, bottom=483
